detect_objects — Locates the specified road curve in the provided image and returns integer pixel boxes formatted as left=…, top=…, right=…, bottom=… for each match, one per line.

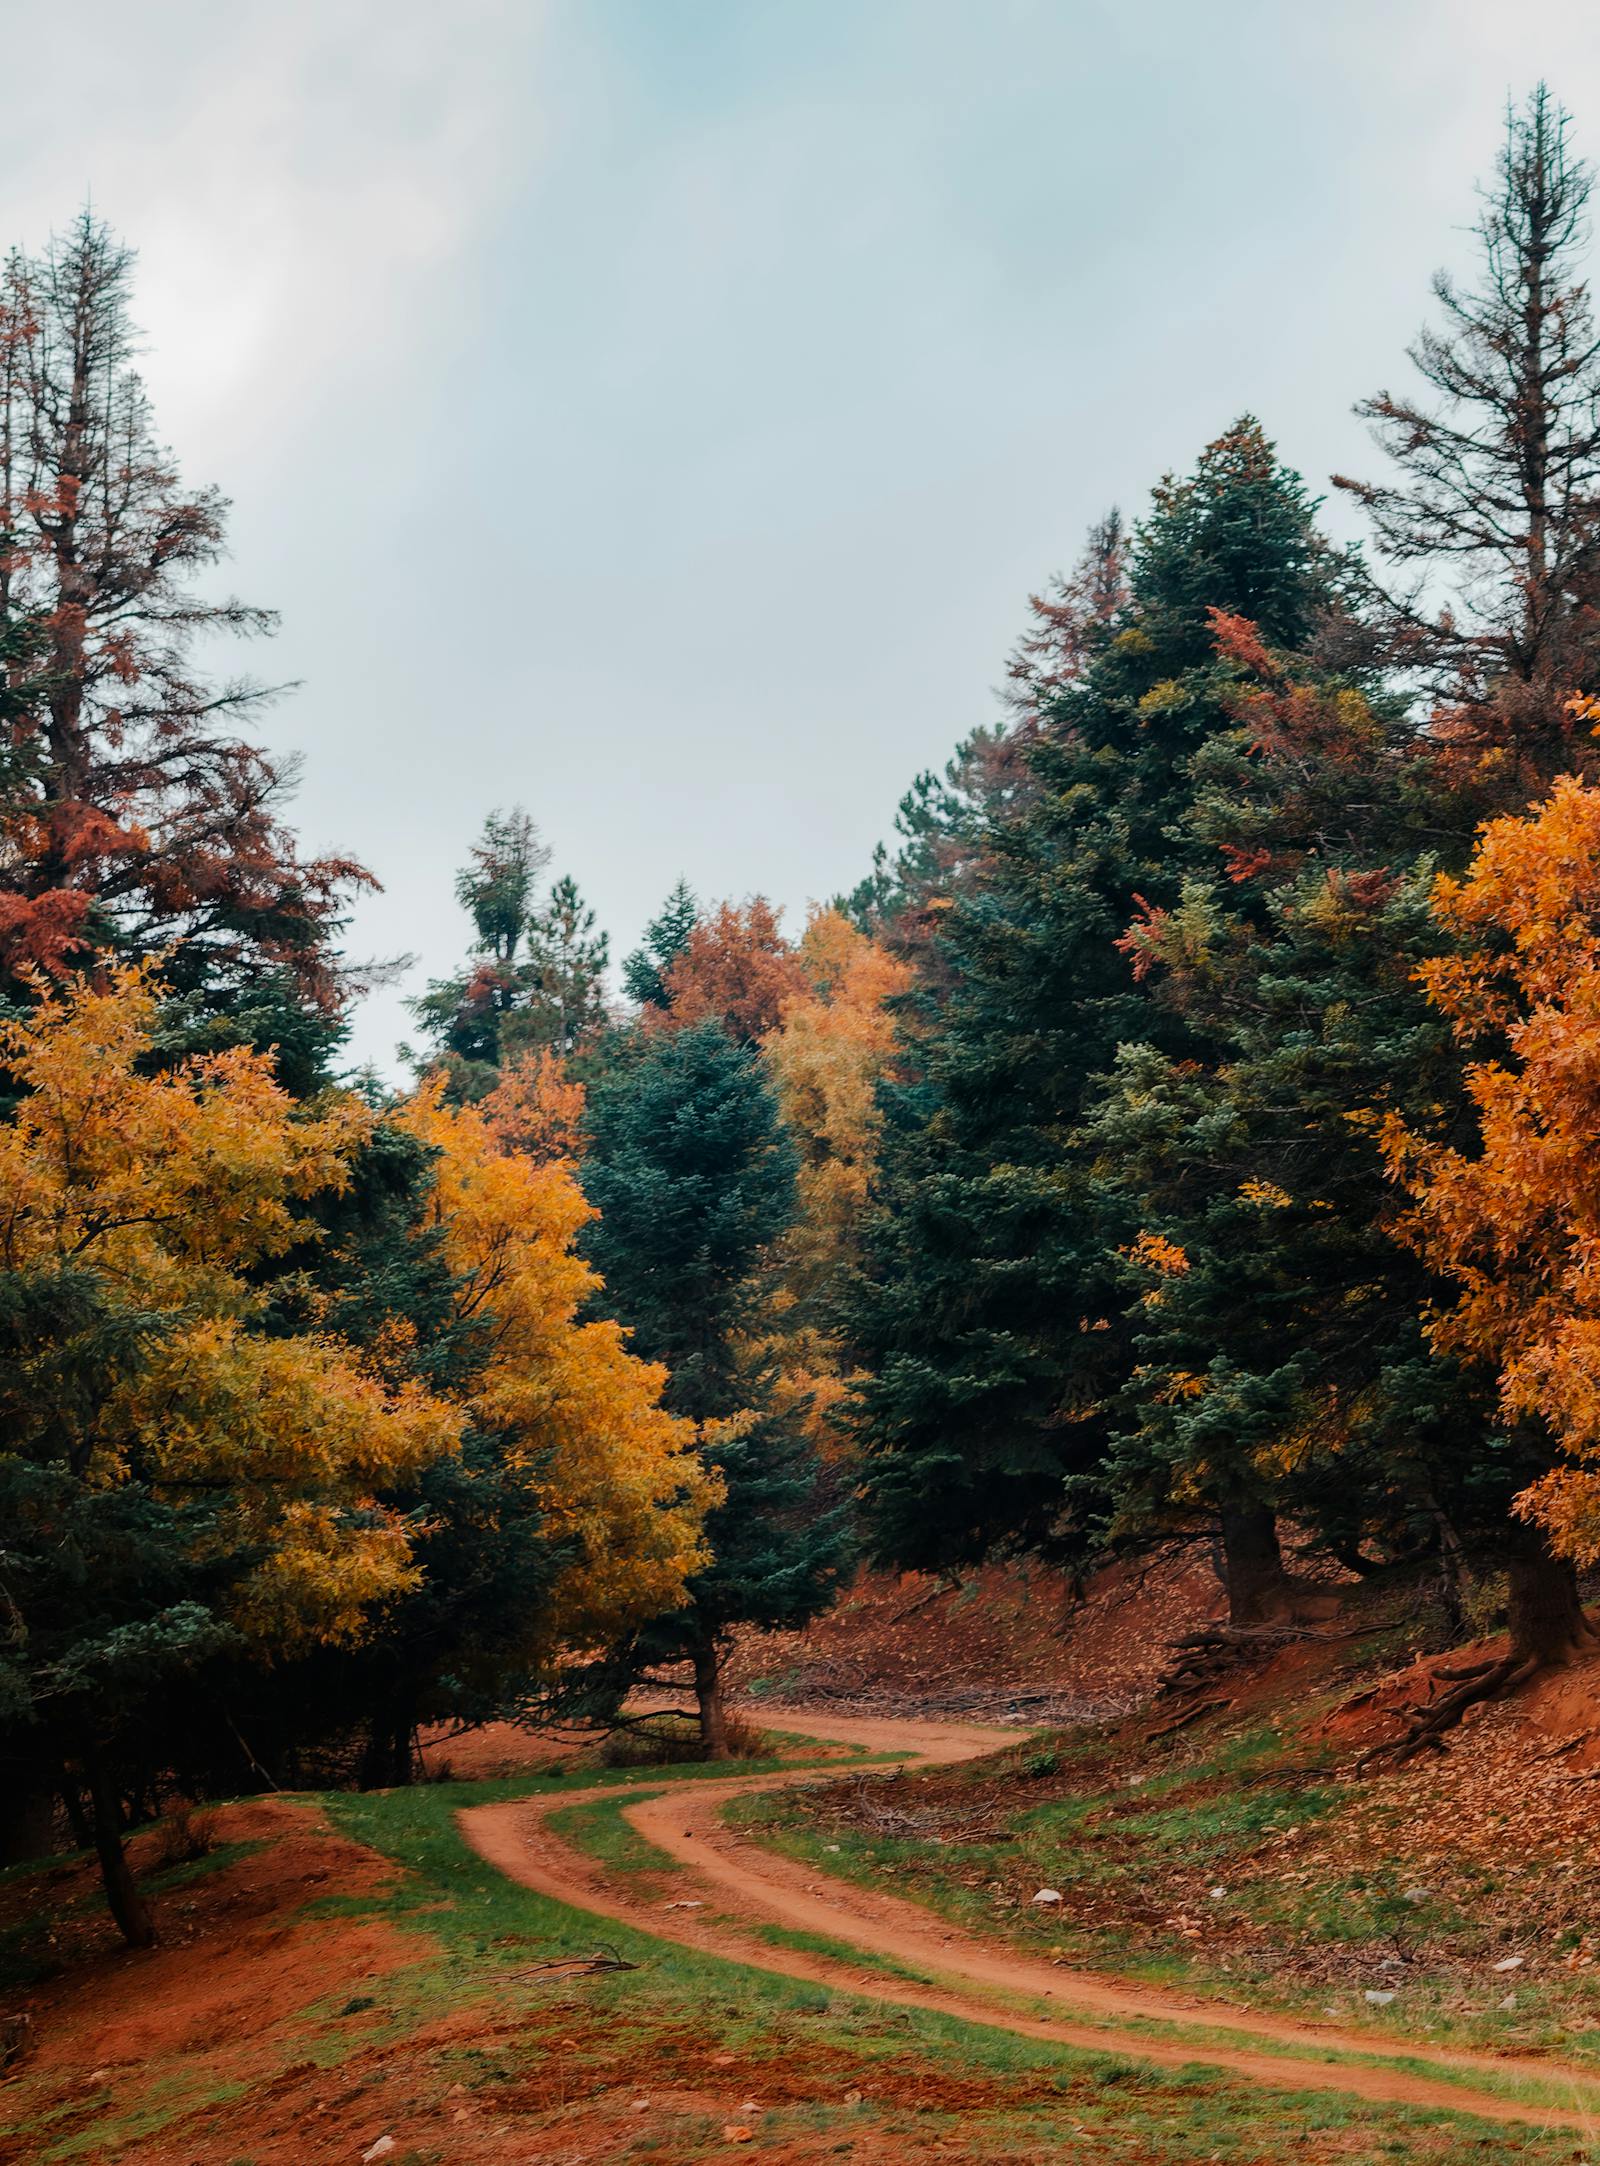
left=459, top=1708, right=1600, bottom=2133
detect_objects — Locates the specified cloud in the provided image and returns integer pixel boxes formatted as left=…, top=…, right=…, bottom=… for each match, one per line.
left=3, top=0, right=548, bottom=454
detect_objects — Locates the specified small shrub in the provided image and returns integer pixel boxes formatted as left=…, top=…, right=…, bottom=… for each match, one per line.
left=150, top=1800, right=220, bottom=1871
left=598, top=1713, right=707, bottom=1768
left=597, top=1707, right=773, bottom=1766
left=720, top=1711, right=772, bottom=1760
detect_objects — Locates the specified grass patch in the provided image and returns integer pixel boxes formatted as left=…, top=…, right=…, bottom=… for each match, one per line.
left=544, top=1792, right=679, bottom=1876
left=747, top=1918, right=935, bottom=1986
left=9, top=1739, right=1596, bottom=2161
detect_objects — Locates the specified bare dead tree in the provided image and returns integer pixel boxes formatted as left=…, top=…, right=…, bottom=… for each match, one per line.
left=1336, top=85, right=1600, bottom=781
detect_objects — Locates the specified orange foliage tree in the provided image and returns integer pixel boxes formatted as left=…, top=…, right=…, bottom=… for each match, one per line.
left=659, top=896, right=803, bottom=1044
left=479, top=1046, right=588, bottom=1165
left=759, top=909, right=911, bottom=1453
left=1383, top=772, right=1600, bottom=1659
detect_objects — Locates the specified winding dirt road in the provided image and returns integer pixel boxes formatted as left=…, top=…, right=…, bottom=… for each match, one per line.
left=459, top=1709, right=1600, bottom=2133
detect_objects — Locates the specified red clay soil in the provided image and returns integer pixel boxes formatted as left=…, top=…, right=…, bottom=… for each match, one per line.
left=461, top=1709, right=1600, bottom=2133
left=3, top=1798, right=410, bottom=2076
left=0, top=1796, right=436, bottom=2164
left=728, top=1554, right=1229, bottom=1720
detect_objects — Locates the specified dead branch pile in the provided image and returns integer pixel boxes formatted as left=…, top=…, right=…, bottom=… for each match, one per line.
left=827, top=1773, right=1014, bottom=1846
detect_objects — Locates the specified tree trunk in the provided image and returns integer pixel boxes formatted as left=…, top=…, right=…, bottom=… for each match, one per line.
left=1218, top=1502, right=1293, bottom=1625
left=59, top=1777, right=91, bottom=1851
left=1506, top=1521, right=1591, bottom=1665
left=692, top=1640, right=728, bottom=1758
left=358, top=1700, right=415, bottom=1790
left=82, top=1747, right=155, bottom=1949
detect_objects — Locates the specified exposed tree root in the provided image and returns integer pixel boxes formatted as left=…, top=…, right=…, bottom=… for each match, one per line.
left=1356, top=1653, right=1541, bottom=1770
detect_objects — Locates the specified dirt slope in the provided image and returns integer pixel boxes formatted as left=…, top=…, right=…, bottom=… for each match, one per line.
left=728, top=1556, right=1227, bottom=1721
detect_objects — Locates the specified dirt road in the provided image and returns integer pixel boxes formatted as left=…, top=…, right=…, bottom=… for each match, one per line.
left=460, top=1709, right=1600, bottom=2133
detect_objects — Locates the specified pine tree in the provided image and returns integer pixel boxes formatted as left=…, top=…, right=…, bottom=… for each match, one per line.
left=411, top=810, right=608, bottom=1092
left=622, top=878, right=698, bottom=1008
left=518, top=875, right=610, bottom=1059
left=583, top=1020, right=846, bottom=1749
left=0, top=214, right=370, bottom=1016
left=842, top=514, right=1128, bottom=968
left=850, top=423, right=1335, bottom=1615
left=1336, top=84, right=1600, bottom=789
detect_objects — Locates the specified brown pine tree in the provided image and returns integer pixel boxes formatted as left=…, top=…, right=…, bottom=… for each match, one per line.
left=1336, top=85, right=1600, bottom=791
left=0, top=213, right=370, bottom=1008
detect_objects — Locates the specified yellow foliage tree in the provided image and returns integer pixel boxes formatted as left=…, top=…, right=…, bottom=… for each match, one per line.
left=398, top=1083, right=713, bottom=1656
left=0, top=967, right=462, bottom=1650
left=478, top=1045, right=587, bottom=1165
left=759, top=908, right=911, bottom=1453
left=0, top=967, right=463, bottom=1943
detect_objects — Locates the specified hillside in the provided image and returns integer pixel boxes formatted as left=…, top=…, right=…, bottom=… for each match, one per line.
left=7, top=1564, right=1600, bottom=2161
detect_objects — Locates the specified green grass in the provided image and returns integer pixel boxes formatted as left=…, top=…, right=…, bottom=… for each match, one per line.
left=7, top=1743, right=1598, bottom=2161
left=314, top=1769, right=1599, bottom=2157
left=544, top=1791, right=681, bottom=1875
left=731, top=1720, right=1600, bottom=2066
left=745, top=1917, right=937, bottom=1986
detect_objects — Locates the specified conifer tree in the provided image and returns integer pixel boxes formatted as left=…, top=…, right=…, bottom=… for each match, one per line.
left=622, top=878, right=699, bottom=1008
left=1336, top=84, right=1600, bottom=789
left=583, top=1021, right=846, bottom=1750
left=411, top=809, right=608, bottom=1093
left=850, top=423, right=1334, bottom=1617
left=0, top=214, right=370, bottom=1018
left=1092, top=93, right=1600, bottom=1667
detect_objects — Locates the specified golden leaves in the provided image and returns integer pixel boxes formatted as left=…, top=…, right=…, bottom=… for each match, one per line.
left=398, top=1084, right=712, bottom=1655
left=0, top=964, right=461, bottom=1647
left=1384, top=777, right=1600, bottom=1560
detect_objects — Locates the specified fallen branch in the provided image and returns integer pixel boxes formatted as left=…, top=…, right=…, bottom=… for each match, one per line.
left=1145, top=1697, right=1235, bottom=1742
left=513, top=1943, right=639, bottom=1979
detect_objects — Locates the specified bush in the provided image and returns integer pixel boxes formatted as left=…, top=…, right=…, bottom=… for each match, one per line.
left=149, top=1800, right=220, bottom=1871
left=598, top=1713, right=707, bottom=1767
left=596, top=1709, right=773, bottom=1767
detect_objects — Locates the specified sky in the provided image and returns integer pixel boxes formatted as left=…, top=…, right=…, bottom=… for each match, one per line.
left=7, top=0, right=1600, bottom=1072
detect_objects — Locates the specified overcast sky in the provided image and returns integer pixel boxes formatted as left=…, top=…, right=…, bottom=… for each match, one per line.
left=8, top=1, right=1600, bottom=1072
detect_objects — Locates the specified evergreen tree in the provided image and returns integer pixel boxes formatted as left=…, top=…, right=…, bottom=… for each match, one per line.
left=411, top=809, right=607, bottom=1093
left=850, top=422, right=1336, bottom=1615
left=622, top=878, right=699, bottom=1008
left=1336, top=84, right=1600, bottom=790
left=1090, top=93, right=1600, bottom=1665
left=584, top=1020, right=846, bottom=1749
left=842, top=515, right=1128, bottom=970
left=0, top=214, right=369, bottom=1016
left=522, top=874, right=610, bottom=1057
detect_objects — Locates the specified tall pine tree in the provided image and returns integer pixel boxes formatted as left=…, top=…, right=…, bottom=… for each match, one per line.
left=583, top=1020, right=847, bottom=1750
left=850, top=422, right=1336, bottom=1617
